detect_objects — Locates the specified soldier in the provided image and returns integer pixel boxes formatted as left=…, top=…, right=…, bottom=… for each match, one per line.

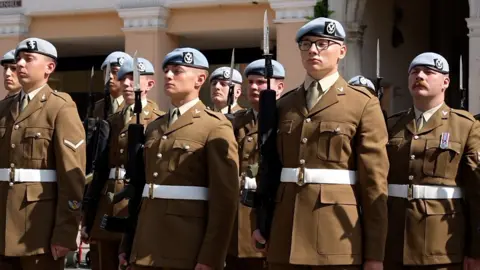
left=252, top=17, right=389, bottom=270
left=226, top=59, right=285, bottom=270
left=209, top=66, right=243, bottom=113
left=126, top=47, right=239, bottom=270
left=83, top=56, right=162, bottom=270
left=0, top=37, right=86, bottom=269
left=385, top=52, right=480, bottom=270
left=92, top=51, right=132, bottom=118
left=348, top=75, right=376, bottom=95
left=1, top=49, right=21, bottom=99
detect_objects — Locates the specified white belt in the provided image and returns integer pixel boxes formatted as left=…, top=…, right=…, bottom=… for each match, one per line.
left=388, top=184, right=463, bottom=199
left=280, top=168, right=357, bottom=186
left=142, top=184, right=209, bottom=201
left=0, top=168, right=56, bottom=183
left=109, top=167, right=126, bottom=180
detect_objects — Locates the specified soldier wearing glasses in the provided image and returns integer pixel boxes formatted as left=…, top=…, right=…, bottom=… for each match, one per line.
left=252, top=17, right=389, bottom=270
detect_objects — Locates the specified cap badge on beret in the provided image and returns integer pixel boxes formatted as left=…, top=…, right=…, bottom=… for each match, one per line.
left=325, top=22, right=336, bottom=35
left=118, top=57, right=125, bottom=66
left=138, top=62, right=146, bottom=72
left=434, top=59, right=443, bottom=70
left=26, top=40, right=38, bottom=51
left=183, top=52, right=194, bottom=64
left=359, top=76, right=367, bottom=85
left=223, top=70, right=231, bottom=79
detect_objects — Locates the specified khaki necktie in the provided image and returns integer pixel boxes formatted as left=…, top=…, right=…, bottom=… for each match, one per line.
left=306, top=81, right=321, bottom=110
left=169, top=108, right=180, bottom=126
left=124, top=106, right=133, bottom=125
left=20, top=95, right=29, bottom=112
left=417, top=114, right=425, bottom=132
left=112, top=99, right=119, bottom=114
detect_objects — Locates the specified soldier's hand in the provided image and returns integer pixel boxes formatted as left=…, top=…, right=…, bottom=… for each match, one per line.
left=363, top=260, right=383, bottom=270
left=252, top=229, right=267, bottom=252
left=51, top=244, right=70, bottom=260
left=80, top=226, right=90, bottom=243
left=194, top=263, right=212, bottom=270
left=118, top=253, right=131, bottom=270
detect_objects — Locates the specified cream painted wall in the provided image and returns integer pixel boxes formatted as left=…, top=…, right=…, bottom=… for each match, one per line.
left=362, top=0, right=431, bottom=113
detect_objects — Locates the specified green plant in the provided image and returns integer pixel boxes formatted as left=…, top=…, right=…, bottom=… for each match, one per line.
left=305, top=0, right=334, bottom=20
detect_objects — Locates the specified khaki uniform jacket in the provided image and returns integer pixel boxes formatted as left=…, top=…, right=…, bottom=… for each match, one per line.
left=0, top=85, right=86, bottom=256
left=88, top=99, right=163, bottom=241
left=268, top=77, right=389, bottom=265
left=230, top=109, right=264, bottom=258
left=385, top=104, right=480, bottom=264
left=92, top=97, right=125, bottom=119
left=130, top=101, right=239, bottom=269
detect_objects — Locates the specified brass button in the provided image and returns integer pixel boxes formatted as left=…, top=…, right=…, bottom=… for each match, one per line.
left=153, top=172, right=158, bottom=177
left=305, top=118, right=311, bottom=123
left=35, top=133, right=41, bottom=138
left=247, top=137, right=253, bottom=142
left=301, top=138, right=308, bottom=144
left=120, top=133, right=126, bottom=138
left=10, top=163, right=14, bottom=168
left=11, top=144, right=15, bottom=148
left=120, top=164, right=124, bottom=168
left=299, top=159, right=305, bottom=164
left=9, top=182, right=13, bottom=186
left=184, top=145, right=190, bottom=150
left=120, top=149, right=124, bottom=154
left=157, top=153, right=162, bottom=159
left=414, top=135, right=419, bottom=140
left=161, top=135, right=167, bottom=140
left=408, top=175, right=414, bottom=180
left=14, top=125, right=19, bottom=130
left=410, top=155, right=415, bottom=160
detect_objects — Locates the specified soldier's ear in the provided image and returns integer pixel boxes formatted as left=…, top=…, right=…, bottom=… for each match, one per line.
left=147, top=79, right=155, bottom=90
left=338, top=44, right=347, bottom=60
left=45, top=61, right=56, bottom=76
left=442, top=75, right=450, bottom=92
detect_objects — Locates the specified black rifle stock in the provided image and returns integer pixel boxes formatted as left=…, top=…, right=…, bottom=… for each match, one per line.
left=253, top=54, right=282, bottom=248
left=101, top=89, right=146, bottom=264
left=375, top=77, right=388, bottom=121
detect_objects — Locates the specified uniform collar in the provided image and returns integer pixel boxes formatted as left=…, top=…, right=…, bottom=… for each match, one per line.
left=169, top=97, right=199, bottom=117
left=414, top=102, right=444, bottom=122
left=303, top=71, right=339, bottom=93
left=218, top=102, right=237, bottom=114
left=21, top=84, right=46, bottom=102
left=111, top=94, right=124, bottom=106
left=125, top=98, right=148, bottom=112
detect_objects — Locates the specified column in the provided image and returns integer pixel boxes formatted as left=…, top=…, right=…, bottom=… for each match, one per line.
left=0, top=12, right=30, bottom=99
left=117, top=2, right=178, bottom=112
left=269, top=0, right=316, bottom=91
left=329, top=0, right=368, bottom=79
left=466, top=0, right=480, bottom=115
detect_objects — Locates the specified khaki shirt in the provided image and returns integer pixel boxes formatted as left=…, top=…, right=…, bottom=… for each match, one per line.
left=130, top=100, right=239, bottom=269
left=87, top=99, right=163, bottom=241
left=0, top=85, right=86, bottom=256
left=386, top=104, right=480, bottom=264
left=267, top=76, right=389, bottom=265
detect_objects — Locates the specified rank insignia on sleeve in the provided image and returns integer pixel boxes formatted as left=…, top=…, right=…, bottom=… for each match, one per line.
left=68, top=200, right=82, bottom=210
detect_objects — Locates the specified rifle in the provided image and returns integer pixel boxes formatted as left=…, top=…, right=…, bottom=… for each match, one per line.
left=459, top=55, right=468, bottom=111
left=82, top=64, right=113, bottom=237
left=253, top=10, right=283, bottom=249
left=84, top=66, right=96, bottom=184
left=375, top=38, right=388, bottom=121
left=101, top=54, right=147, bottom=265
left=226, top=49, right=235, bottom=115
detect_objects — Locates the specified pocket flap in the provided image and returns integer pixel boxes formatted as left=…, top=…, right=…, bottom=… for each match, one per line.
left=320, top=184, right=358, bottom=205
left=278, top=120, right=293, bottom=134
left=24, top=127, right=53, bottom=140
left=166, top=200, right=206, bottom=218
left=172, top=139, right=204, bottom=152
left=425, top=140, right=461, bottom=154
left=319, top=122, right=356, bottom=138
left=425, top=199, right=463, bottom=215
left=0, top=127, right=6, bottom=138
left=26, top=183, right=57, bottom=202
left=387, top=137, right=403, bottom=146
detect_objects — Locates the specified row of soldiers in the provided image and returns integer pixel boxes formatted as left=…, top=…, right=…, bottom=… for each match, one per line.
left=0, top=15, right=479, bottom=270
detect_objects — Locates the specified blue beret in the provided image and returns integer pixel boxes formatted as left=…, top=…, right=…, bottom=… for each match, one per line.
left=244, top=59, right=285, bottom=79
left=348, top=75, right=376, bottom=92
left=162, top=47, right=209, bottom=70
left=409, top=52, right=449, bottom=74
left=15, top=38, right=57, bottom=60
left=1, top=49, right=15, bottom=65
left=118, top=57, right=155, bottom=80
left=210, top=67, right=242, bottom=84
left=296, top=17, right=346, bottom=42
left=101, top=51, right=132, bottom=70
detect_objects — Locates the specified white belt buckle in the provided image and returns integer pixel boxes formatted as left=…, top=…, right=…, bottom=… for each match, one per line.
left=9, top=168, right=14, bottom=186
left=407, top=184, right=414, bottom=200
left=148, top=183, right=154, bottom=199
left=297, top=166, right=305, bottom=186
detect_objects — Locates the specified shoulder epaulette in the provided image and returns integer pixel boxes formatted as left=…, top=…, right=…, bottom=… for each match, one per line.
left=152, top=109, right=166, bottom=117
left=278, top=88, right=297, bottom=100
left=451, top=108, right=475, bottom=122
left=204, top=107, right=223, bottom=120
left=387, top=109, right=409, bottom=120
left=348, top=84, right=374, bottom=98
left=51, top=90, right=72, bottom=103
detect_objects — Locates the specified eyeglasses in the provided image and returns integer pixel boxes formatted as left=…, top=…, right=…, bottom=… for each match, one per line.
left=298, top=39, right=340, bottom=51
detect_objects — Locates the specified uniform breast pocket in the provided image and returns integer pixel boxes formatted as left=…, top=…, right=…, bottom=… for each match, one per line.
left=23, top=127, right=53, bottom=160
left=317, top=122, right=356, bottom=162
left=168, top=139, right=205, bottom=173
left=277, top=120, right=293, bottom=160
left=423, top=140, right=462, bottom=179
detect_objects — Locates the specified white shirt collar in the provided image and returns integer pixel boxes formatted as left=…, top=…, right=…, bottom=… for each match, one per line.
left=112, top=95, right=124, bottom=106
left=303, top=71, right=339, bottom=93
left=125, top=98, right=148, bottom=112
left=169, top=98, right=200, bottom=117
left=414, top=102, right=444, bottom=122
left=21, top=85, right=46, bottom=102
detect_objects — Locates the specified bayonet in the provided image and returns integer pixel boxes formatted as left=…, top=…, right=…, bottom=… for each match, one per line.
left=375, top=38, right=384, bottom=100
left=103, top=62, right=112, bottom=120
left=227, top=48, right=235, bottom=114
left=132, top=51, right=142, bottom=123
left=459, top=55, right=466, bottom=110
left=263, top=10, right=269, bottom=56
left=459, top=55, right=463, bottom=90
left=85, top=66, right=95, bottom=119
